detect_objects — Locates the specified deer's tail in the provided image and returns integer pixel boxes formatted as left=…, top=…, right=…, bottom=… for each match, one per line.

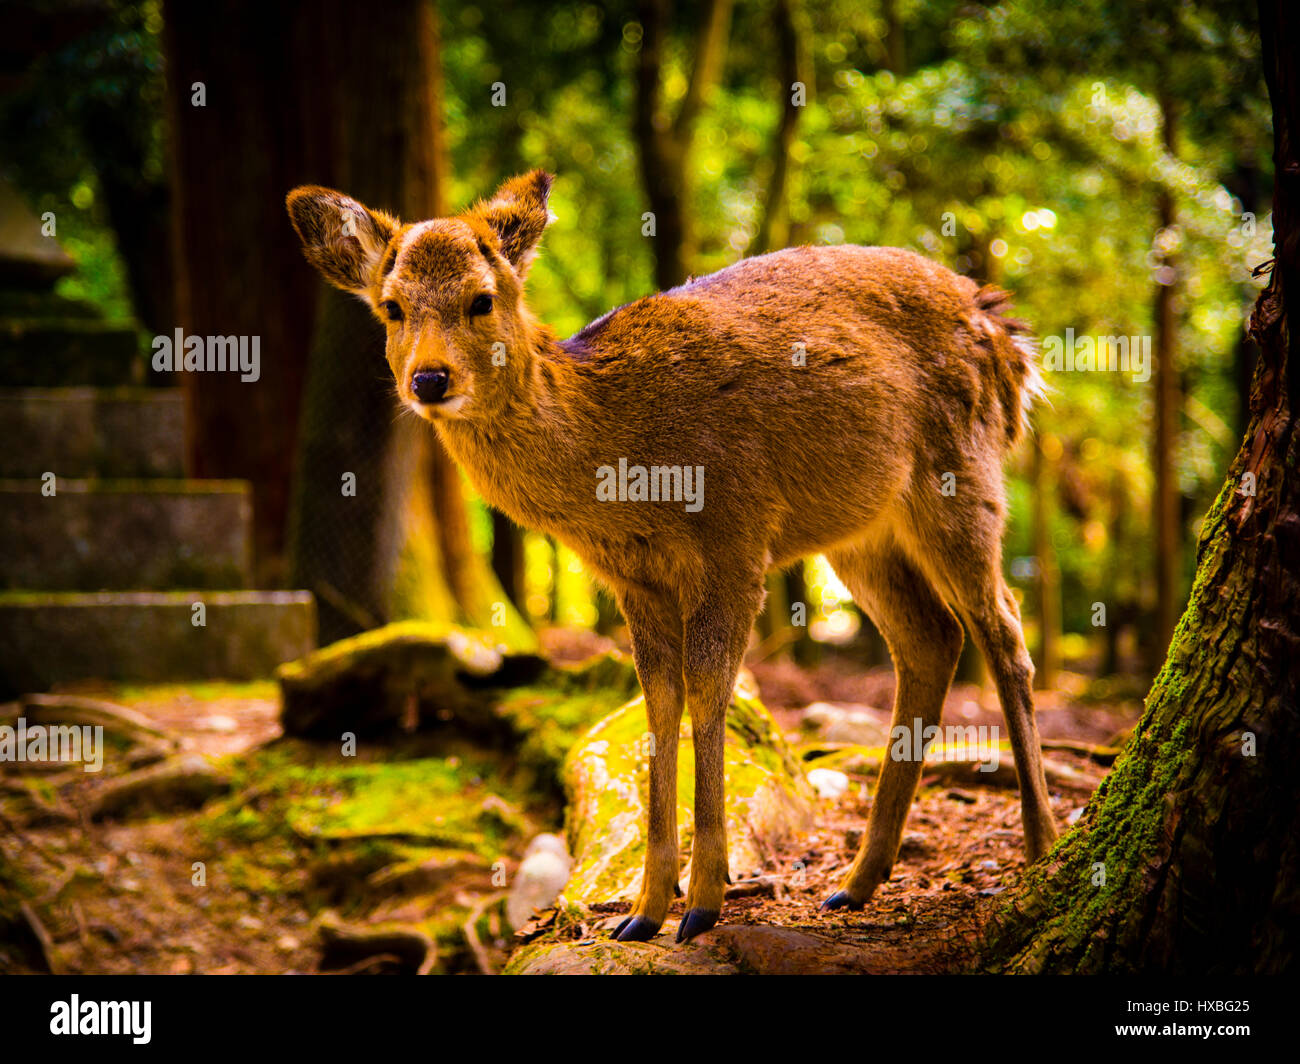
left=972, top=285, right=1044, bottom=448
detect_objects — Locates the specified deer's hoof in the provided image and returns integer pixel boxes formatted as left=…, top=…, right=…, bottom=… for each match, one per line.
left=613, top=915, right=662, bottom=942
left=819, top=890, right=864, bottom=912
left=675, top=908, right=719, bottom=943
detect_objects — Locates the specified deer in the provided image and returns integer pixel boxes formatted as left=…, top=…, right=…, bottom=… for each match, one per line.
left=286, top=170, right=1060, bottom=944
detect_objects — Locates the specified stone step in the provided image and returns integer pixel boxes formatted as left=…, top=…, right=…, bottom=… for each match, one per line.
left=0, top=590, right=316, bottom=696
left=0, top=387, right=185, bottom=478
left=0, top=318, right=141, bottom=387
left=0, top=479, right=251, bottom=591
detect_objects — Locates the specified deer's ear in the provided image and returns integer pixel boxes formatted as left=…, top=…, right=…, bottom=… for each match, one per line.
left=474, top=170, right=554, bottom=277
left=286, top=185, right=398, bottom=300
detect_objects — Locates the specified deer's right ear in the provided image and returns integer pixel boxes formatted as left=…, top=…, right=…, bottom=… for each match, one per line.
left=286, top=186, right=398, bottom=299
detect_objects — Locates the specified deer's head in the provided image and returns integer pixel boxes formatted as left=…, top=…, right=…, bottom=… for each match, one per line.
left=286, top=171, right=554, bottom=421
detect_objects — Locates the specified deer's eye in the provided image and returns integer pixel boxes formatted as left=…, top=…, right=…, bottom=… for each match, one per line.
left=381, top=300, right=403, bottom=322
left=469, top=294, right=494, bottom=317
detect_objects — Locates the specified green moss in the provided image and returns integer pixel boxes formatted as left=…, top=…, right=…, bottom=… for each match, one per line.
left=557, top=688, right=814, bottom=907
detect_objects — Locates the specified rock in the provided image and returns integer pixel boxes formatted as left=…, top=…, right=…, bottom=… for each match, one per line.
left=0, top=591, right=316, bottom=697
left=801, top=702, right=889, bottom=746
left=88, top=754, right=231, bottom=820
left=0, top=178, right=76, bottom=285
left=807, top=767, right=851, bottom=800
left=507, top=834, right=572, bottom=931
left=561, top=675, right=815, bottom=908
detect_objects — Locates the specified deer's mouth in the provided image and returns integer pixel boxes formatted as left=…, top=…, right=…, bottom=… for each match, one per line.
left=410, top=393, right=468, bottom=420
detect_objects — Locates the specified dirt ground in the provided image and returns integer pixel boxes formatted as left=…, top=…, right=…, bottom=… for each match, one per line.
left=0, top=641, right=1142, bottom=975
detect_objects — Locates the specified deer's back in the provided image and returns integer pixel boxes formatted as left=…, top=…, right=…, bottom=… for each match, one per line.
left=544, top=245, right=1016, bottom=573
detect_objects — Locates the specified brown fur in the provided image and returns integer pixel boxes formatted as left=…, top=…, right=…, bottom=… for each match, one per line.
left=286, top=171, right=1059, bottom=942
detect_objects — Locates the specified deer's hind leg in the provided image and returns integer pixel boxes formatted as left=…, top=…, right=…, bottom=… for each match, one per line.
left=821, top=539, right=964, bottom=910
left=946, top=561, right=1059, bottom=862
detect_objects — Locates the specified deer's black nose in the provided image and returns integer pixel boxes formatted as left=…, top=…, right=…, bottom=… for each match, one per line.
left=412, top=369, right=449, bottom=403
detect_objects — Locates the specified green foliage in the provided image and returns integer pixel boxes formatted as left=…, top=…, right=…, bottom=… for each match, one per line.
left=436, top=0, right=1269, bottom=653
left=1, top=1, right=165, bottom=323
left=14, top=0, right=1270, bottom=658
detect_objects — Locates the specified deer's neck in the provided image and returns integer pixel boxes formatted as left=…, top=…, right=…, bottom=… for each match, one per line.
left=435, top=323, right=587, bottom=536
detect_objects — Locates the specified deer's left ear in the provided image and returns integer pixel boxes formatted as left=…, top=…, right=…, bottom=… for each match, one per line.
left=286, top=185, right=398, bottom=302
left=473, top=170, right=555, bottom=277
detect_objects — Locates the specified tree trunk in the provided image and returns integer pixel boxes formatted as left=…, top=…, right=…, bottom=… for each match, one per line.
left=753, top=0, right=805, bottom=256
left=1230, top=161, right=1263, bottom=442
left=634, top=0, right=733, bottom=290
left=1101, top=466, right=1129, bottom=677
left=1031, top=434, right=1062, bottom=689
left=163, top=0, right=328, bottom=583
left=982, top=0, right=1299, bottom=972
left=271, top=0, right=529, bottom=647
left=492, top=511, right=527, bottom=614
left=882, top=0, right=906, bottom=76
left=1151, top=95, right=1182, bottom=668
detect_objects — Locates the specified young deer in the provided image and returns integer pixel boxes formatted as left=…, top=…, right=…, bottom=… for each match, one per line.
left=287, top=171, right=1060, bottom=943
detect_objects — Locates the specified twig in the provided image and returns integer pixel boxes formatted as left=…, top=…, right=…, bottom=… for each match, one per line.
left=71, top=900, right=89, bottom=949
left=1039, top=738, right=1122, bottom=765
left=746, top=626, right=799, bottom=665
left=459, top=890, right=506, bottom=976
left=334, top=952, right=403, bottom=975
left=19, top=901, right=59, bottom=974
left=0, top=806, right=66, bottom=871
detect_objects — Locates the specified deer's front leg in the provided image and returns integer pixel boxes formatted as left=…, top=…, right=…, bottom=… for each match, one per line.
left=678, top=579, right=765, bottom=942
left=612, top=589, right=684, bottom=942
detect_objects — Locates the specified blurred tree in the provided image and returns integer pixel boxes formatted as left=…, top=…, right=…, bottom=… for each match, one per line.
left=163, top=0, right=325, bottom=582
left=0, top=1, right=170, bottom=334
left=1152, top=94, right=1182, bottom=667
left=166, top=0, right=528, bottom=645
left=283, top=0, right=530, bottom=647
left=634, top=0, right=733, bottom=288
left=1031, top=435, right=1062, bottom=688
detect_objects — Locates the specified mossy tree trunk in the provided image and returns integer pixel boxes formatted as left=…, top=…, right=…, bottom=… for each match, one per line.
left=983, top=0, right=1299, bottom=973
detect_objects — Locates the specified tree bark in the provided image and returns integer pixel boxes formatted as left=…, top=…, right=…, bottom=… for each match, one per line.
left=163, top=0, right=328, bottom=583
left=982, top=0, right=1300, bottom=972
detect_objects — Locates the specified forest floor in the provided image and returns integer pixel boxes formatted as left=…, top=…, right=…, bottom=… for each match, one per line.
left=0, top=636, right=1145, bottom=975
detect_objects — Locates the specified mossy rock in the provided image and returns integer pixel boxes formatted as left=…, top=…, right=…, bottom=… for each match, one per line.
left=277, top=622, right=549, bottom=739
left=560, top=675, right=815, bottom=909
left=276, top=623, right=640, bottom=775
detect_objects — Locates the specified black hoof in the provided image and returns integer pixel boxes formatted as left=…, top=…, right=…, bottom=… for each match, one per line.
left=613, top=915, right=661, bottom=942
left=676, top=908, right=719, bottom=943
left=819, top=890, right=864, bottom=912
